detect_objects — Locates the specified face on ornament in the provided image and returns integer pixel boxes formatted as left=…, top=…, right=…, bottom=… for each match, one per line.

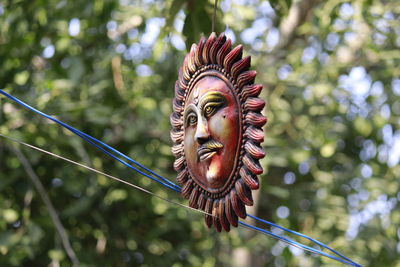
left=183, top=75, right=240, bottom=191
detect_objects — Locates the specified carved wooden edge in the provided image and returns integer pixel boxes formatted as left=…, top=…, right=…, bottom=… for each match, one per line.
left=170, top=32, right=267, bottom=232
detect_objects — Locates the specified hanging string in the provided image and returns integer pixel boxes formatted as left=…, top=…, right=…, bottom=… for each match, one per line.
left=212, top=0, right=218, bottom=33
left=0, top=89, right=362, bottom=267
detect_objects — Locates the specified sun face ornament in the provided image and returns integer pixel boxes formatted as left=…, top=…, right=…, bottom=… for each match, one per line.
left=170, top=32, right=267, bottom=232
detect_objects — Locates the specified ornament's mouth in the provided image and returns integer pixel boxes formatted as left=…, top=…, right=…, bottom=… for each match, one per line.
left=197, top=140, right=223, bottom=161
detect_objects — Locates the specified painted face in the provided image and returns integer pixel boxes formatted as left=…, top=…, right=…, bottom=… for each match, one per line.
left=183, top=75, right=240, bottom=191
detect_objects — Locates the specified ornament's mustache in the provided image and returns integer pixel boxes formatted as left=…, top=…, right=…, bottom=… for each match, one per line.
left=197, top=140, right=224, bottom=161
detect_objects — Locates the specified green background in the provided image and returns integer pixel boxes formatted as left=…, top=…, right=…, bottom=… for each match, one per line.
left=0, top=0, right=399, bottom=266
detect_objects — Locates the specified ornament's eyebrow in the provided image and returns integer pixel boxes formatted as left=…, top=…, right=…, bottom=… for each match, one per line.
left=198, top=92, right=226, bottom=111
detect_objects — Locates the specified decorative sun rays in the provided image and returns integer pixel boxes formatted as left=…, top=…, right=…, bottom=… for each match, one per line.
left=171, top=32, right=267, bottom=232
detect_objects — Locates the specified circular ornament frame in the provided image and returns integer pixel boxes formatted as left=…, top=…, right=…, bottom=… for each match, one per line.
left=170, top=32, right=267, bottom=232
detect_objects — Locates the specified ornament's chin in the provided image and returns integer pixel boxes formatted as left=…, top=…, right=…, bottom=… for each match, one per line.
left=206, top=162, right=219, bottom=185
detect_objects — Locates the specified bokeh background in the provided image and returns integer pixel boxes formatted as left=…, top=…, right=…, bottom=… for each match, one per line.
left=0, top=0, right=399, bottom=266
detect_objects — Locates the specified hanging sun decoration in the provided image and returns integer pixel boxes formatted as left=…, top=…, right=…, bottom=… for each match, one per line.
left=170, top=32, right=267, bottom=232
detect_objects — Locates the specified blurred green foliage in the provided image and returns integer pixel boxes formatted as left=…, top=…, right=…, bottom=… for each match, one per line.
left=0, top=0, right=399, bottom=266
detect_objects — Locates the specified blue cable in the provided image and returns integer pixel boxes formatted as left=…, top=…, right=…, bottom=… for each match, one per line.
left=247, top=214, right=357, bottom=264
left=238, top=221, right=362, bottom=267
left=66, top=129, right=181, bottom=192
left=0, top=89, right=362, bottom=266
left=0, top=89, right=181, bottom=192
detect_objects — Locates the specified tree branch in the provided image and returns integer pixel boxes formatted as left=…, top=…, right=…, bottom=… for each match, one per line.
left=275, top=0, right=321, bottom=51
left=10, top=146, right=80, bottom=267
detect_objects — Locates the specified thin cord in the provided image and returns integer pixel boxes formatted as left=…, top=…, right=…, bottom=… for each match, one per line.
left=212, top=0, right=218, bottom=33
left=0, top=133, right=205, bottom=216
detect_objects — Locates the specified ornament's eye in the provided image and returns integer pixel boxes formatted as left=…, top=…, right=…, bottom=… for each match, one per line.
left=186, top=113, right=197, bottom=126
left=204, top=105, right=215, bottom=116
left=203, top=98, right=225, bottom=118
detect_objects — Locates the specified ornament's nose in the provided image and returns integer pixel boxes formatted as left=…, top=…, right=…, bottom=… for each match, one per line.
left=195, top=117, right=210, bottom=145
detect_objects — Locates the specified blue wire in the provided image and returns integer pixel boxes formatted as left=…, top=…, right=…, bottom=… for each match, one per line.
left=69, top=124, right=181, bottom=191
left=238, top=221, right=362, bottom=267
left=64, top=129, right=181, bottom=192
left=67, top=129, right=181, bottom=192
left=247, top=214, right=357, bottom=264
left=0, top=89, right=362, bottom=266
left=72, top=130, right=181, bottom=191
left=0, top=89, right=181, bottom=192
